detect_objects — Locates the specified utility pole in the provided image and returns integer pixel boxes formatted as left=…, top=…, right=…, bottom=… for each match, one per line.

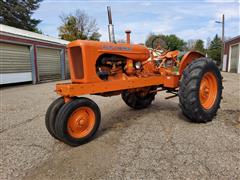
left=222, top=14, right=225, bottom=43
left=221, top=14, right=225, bottom=69
left=215, top=14, right=225, bottom=69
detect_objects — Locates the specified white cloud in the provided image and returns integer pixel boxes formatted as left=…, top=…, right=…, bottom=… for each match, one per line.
left=176, top=20, right=218, bottom=40
left=98, top=27, right=110, bottom=41
left=140, top=1, right=152, bottom=6
left=214, top=6, right=240, bottom=20
left=176, top=15, right=239, bottom=44
left=33, top=0, right=239, bottom=43
left=205, top=0, right=238, bottom=3
left=110, top=15, right=182, bottom=43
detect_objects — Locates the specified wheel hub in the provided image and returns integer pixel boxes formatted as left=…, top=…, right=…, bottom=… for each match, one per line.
left=199, top=72, right=218, bottom=109
left=74, top=112, right=89, bottom=129
left=67, top=107, right=95, bottom=138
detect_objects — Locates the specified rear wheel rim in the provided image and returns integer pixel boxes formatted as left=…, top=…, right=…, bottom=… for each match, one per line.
left=199, top=72, right=218, bottom=109
left=67, top=107, right=95, bottom=138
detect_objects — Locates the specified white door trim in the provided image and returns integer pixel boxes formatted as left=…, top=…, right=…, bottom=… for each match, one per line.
left=228, top=43, right=240, bottom=73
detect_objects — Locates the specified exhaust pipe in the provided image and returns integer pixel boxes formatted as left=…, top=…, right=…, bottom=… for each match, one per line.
left=107, top=6, right=115, bottom=43
left=125, top=30, right=131, bottom=44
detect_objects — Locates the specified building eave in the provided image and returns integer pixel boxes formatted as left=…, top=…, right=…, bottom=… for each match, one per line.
left=224, top=35, right=240, bottom=43
left=0, top=24, right=69, bottom=45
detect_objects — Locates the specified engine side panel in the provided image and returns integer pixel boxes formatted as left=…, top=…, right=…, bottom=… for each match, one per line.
left=67, top=40, right=150, bottom=83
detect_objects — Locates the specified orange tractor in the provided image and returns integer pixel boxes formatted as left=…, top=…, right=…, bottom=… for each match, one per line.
left=45, top=7, right=222, bottom=146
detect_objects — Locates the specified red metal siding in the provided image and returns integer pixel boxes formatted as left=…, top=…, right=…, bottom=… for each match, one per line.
left=0, top=34, right=67, bottom=83
left=224, top=36, right=240, bottom=71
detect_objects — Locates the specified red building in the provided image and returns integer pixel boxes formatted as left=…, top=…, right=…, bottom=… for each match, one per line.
left=223, top=35, right=240, bottom=73
left=0, top=24, right=69, bottom=84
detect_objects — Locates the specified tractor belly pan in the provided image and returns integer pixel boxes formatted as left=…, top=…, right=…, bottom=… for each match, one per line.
left=55, top=75, right=174, bottom=97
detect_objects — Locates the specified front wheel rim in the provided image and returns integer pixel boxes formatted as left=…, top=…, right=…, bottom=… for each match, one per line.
left=67, top=107, right=95, bottom=138
left=199, top=72, right=218, bottom=110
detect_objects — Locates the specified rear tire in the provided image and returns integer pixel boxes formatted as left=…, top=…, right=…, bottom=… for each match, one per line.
left=121, top=86, right=157, bottom=109
left=179, top=57, right=223, bottom=123
left=45, top=97, right=64, bottom=139
left=55, top=97, right=101, bottom=146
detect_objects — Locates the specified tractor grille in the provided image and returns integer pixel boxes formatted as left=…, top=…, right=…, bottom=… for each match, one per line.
left=70, top=47, right=84, bottom=79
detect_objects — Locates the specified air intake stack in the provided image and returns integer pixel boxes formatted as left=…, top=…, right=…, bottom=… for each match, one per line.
left=107, top=6, right=115, bottom=43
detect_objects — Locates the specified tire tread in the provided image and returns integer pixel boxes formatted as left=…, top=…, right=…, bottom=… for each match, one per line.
left=179, top=57, right=223, bottom=123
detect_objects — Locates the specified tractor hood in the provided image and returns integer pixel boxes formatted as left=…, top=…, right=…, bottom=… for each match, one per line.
left=67, top=40, right=150, bottom=61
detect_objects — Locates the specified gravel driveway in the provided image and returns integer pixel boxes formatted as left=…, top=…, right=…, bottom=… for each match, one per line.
left=0, top=72, right=239, bottom=180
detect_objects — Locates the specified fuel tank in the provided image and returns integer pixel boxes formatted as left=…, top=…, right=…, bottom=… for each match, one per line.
left=67, top=40, right=150, bottom=61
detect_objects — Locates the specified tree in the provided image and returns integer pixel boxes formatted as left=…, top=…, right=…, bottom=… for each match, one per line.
left=59, top=10, right=101, bottom=41
left=194, top=39, right=205, bottom=54
left=187, top=39, right=196, bottom=50
left=206, top=37, right=211, bottom=49
left=145, top=33, right=186, bottom=51
left=145, top=33, right=167, bottom=49
left=0, top=0, right=42, bottom=32
left=164, top=34, right=187, bottom=51
left=207, top=34, right=222, bottom=65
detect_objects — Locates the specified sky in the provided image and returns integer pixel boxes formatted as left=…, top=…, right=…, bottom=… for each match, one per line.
left=33, top=0, right=240, bottom=45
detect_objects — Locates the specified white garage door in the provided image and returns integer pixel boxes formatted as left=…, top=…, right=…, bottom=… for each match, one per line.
left=0, top=42, right=32, bottom=84
left=37, top=47, right=61, bottom=81
left=229, top=44, right=240, bottom=73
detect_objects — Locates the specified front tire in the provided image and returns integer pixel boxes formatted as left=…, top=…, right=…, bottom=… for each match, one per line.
left=45, top=97, right=64, bottom=140
left=55, top=97, right=101, bottom=146
left=179, top=57, right=223, bottom=123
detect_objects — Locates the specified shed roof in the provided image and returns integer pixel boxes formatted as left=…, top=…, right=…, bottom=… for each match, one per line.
left=0, top=24, right=69, bottom=45
left=224, top=35, right=240, bottom=43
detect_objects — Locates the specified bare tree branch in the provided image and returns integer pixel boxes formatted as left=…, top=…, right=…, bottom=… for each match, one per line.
left=58, top=9, right=101, bottom=41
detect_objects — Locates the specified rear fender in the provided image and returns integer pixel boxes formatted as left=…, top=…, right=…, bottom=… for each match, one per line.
left=178, top=51, right=205, bottom=75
